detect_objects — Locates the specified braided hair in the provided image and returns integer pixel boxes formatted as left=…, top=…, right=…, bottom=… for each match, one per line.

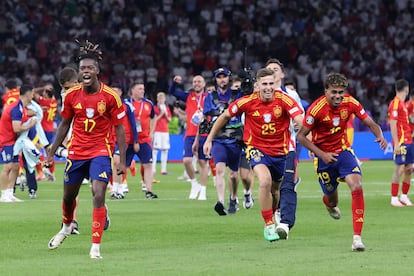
left=75, top=39, right=102, bottom=62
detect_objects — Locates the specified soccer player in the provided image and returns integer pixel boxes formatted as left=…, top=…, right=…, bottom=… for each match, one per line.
left=265, top=58, right=304, bottom=239
left=46, top=40, right=126, bottom=259
left=111, top=86, right=139, bottom=199
left=168, top=75, right=209, bottom=200
left=34, top=84, right=58, bottom=181
left=0, top=85, right=37, bottom=202
left=129, top=82, right=158, bottom=199
left=388, top=79, right=413, bottom=207
left=152, top=92, right=172, bottom=176
left=204, top=68, right=303, bottom=241
left=296, top=73, right=387, bottom=251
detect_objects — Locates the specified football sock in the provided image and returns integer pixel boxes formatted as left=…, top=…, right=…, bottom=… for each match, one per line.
left=261, top=208, right=274, bottom=225
left=351, top=189, right=364, bottom=235
left=62, top=200, right=77, bottom=225
left=91, top=206, right=107, bottom=244
left=391, top=182, right=399, bottom=197
left=402, top=182, right=410, bottom=195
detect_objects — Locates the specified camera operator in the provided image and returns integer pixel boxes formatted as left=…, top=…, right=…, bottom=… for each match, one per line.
left=167, top=75, right=209, bottom=200
left=202, top=67, right=244, bottom=215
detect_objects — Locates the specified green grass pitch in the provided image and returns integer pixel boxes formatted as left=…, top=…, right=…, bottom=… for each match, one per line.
left=0, top=160, right=413, bottom=275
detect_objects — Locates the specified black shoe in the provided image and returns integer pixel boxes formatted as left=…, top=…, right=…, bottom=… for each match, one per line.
left=146, top=191, right=158, bottom=199
left=71, top=220, right=80, bottom=235
left=228, top=199, right=238, bottom=215
left=214, top=201, right=227, bottom=216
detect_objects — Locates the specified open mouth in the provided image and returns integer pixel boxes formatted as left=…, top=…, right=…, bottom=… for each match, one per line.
left=83, top=75, right=92, bottom=84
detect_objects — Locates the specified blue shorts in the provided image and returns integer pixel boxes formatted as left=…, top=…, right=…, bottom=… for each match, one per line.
left=45, top=131, right=55, bottom=144
left=114, top=143, right=136, bottom=167
left=247, top=146, right=286, bottom=181
left=212, top=141, right=242, bottom=171
left=394, top=143, right=414, bottom=165
left=0, top=145, right=19, bottom=164
left=239, top=150, right=251, bottom=170
left=64, top=156, right=112, bottom=184
left=183, top=136, right=209, bottom=160
left=315, top=149, right=361, bottom=195
left=136, top=142, right=152, bottom=164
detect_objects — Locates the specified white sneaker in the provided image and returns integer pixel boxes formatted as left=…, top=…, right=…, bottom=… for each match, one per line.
left=276, top=223, right=289, bottom=240
left=0, top=196, right=13, bottom=203
left=120, top=183, right=129, bottom=193
left=243, top=193, right=254, bottom=209
left=391, top=197, right=404, bottom=207
left=189, top=182, right=201, bottom=199
left=352, top=235, right=366, bottom=252
left=274, top=209, right=281, bottom=225
left=326, top=206, right=341, bottom=219
left=198, top=186, right=206, bottom=200
left=399, top=195, right=413, bottom=206
left=48, top=229, right=70, bottom=249
left=89, top=247, right=103, bottom=259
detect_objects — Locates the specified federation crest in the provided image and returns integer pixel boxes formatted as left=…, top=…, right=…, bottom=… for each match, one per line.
left=340, top=109, right=348, bottom=120
left=332, top=117, right=340, bottom=126
left=273, top=105, right=282, bottom=118
left=97, top=100, right=106, bottom=115
left=306, top=115, right=314, bottom=125
left=86, top=108, right=94, bottom=118
left=263, top=113, right=272, bottom=123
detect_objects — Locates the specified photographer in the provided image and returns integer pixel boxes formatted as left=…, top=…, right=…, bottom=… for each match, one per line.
left=167, top=75, right=210, bottom=200
left=202, top=67, right=244, bottom=215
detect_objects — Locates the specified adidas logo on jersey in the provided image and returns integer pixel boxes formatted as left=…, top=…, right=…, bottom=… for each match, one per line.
left=252, top=110, right=260, bottom=117
left=74, top=103, right=82, bottom=109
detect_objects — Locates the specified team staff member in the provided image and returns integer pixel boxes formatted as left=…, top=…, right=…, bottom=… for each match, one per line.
left=297, top=73, right=387, bottom=251
left=46, top=40, right=126, bottom=259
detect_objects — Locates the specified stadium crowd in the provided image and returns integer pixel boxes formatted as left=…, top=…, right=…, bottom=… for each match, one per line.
left=1, top=0, right=414, bottom=129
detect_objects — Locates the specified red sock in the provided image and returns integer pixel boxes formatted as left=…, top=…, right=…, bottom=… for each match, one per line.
left=49, top=161, right=55, bottom=174
left=91, top=206, right=107, bottom=244
left=36, top=162, right=43, bottom=174
left=62, top=201, right=77, bottom=225
left=261, top=209, right=274, bottom=226
left=322, top=195, right=336, bottom=207
left=391, top=182, right=399, bottom=196
left=209, top=158, right=217, bottom=177
left=402, top=182, right=410, bottom=194
left=351, top=189, right=364, bottom=235
left=140, top=164, right=144, bottom=181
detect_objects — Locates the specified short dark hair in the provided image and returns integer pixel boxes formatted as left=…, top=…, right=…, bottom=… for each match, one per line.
left=5, top=79, right=17, bottom=90
left=395, top=79, right=409, bottom=92
left=59, top=67, right=78, bottom=85
left=264, top=58, right=285, bottom=72
left=20, top=84, right=33, bottom=95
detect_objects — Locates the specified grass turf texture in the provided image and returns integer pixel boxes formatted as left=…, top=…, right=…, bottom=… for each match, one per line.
left=0, top=160, right=413, bottom=275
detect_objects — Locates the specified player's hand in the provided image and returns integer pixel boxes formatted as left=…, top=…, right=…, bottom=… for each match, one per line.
left=203, top=141, right=212, bottom=158
left=44, top=146, right=55, bottom=168
left=173, top=75, right=182, bottom=83
left=320, top=152, right=338, bottom=164
left=376, top=137, right=387, bottom=150
left=116, top=163, right=126, bottom=175
left=133, top=142, right=140, bottom=153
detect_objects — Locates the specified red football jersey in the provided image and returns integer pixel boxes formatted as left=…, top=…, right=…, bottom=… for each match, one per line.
left=154, top=105, right=171, bottom=133
left=185, top=92, right=207, bottom=137
left=2, top=88, right=20, bottom=106
left=388, top=96, right=412, bottom=145
left=405, top=100, right=414, bottom=134
left=131, top=98, right=155, bottom=144
left=0, top=100, right=30, bottom=146
left=228, top=91, right=303, bottom=156
left=303, top=94, right=368, bottom=153
left=61, top=83, right=125, bottom=160
left=37, top=97, right=58, bottom=132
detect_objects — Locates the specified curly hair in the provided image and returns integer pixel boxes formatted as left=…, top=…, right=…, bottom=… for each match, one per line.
left=324, top=73, right=348, bottom=89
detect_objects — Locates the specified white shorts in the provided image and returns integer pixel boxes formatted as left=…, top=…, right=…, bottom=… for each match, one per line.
left=152, top=132, right=170, bottom=150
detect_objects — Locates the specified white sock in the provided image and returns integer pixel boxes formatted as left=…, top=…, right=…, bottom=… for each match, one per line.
left=161, top=150, right=168, bottom=172
left=112, top=182, right=119, bottom=193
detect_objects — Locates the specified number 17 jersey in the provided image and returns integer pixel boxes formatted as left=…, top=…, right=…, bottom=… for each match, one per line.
left=61, top=83, right=125, bottom=160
